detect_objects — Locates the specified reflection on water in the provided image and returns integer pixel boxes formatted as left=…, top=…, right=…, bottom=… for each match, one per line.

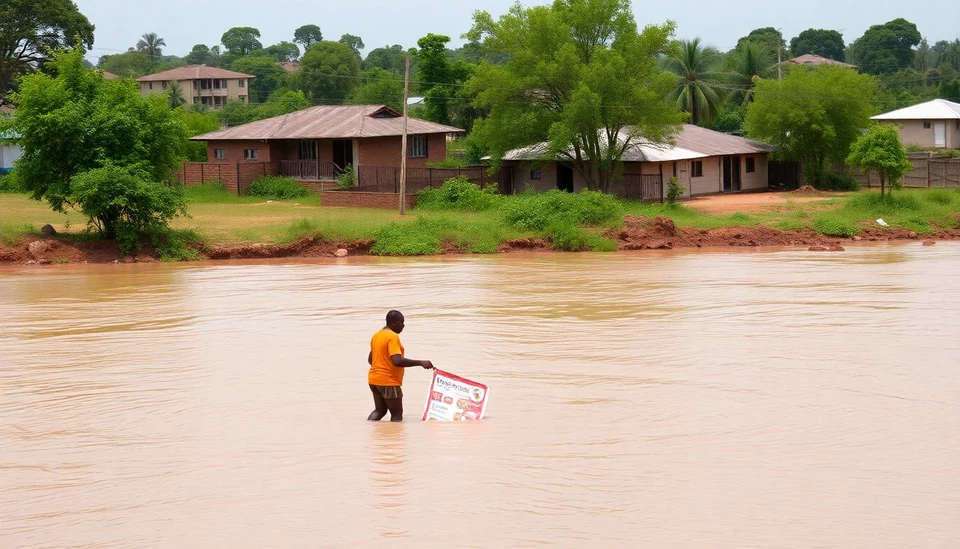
left=1, top=244, right=959, bottom=548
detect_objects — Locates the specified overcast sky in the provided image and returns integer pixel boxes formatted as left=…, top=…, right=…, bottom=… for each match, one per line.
left=76, top=0, right=959, bottom=61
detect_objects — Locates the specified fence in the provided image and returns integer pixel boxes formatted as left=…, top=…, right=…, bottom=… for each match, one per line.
left=279, top=160, right=339, bottom=181
left=854, top=155, right=960, bottom=189
left=353, top=166, right=494, bottom=194
left=621, top=174, right=663, bottom=202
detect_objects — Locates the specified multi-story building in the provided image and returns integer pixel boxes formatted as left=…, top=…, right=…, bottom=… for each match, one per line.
left=136, top=65, right=255, bottom=109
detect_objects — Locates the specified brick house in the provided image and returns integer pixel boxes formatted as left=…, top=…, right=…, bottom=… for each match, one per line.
left=191, top=104, right=464, bottom=180
left=137, top=65, right=254, bottom=109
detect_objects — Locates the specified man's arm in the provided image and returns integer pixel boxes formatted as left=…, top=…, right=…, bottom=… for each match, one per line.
left=391, top=355, right=434, bottom=369
left=367, top=352, right=372, bottom=365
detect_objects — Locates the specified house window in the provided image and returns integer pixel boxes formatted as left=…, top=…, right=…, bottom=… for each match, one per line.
left=244, top=149, right=258, bottom=160
left=201, top=97, right=212, bottom=106
left=923, top=122, right=932, bottom=129
left=239, top=79, right=245, bottom=88
left=193, top=97, right=199, bottom=104
left=161, top=81, right=168, bottom=89
left=193, top=80, right=199, bottom=90
left=408, top=134, right=428, bottom=158
left=745, top=158, right=755, bottom=173
left=213, top=79, right=222, bottom=89
left=239, top=95, right=247, bottom=103
left=530, top=168, right=541, bottom=180
left=213, top=97, right=225, bottom=106
left=148, top=82, right=153, bottom=90
left=214, top=149, right=226, bottom=159
left=672, top=162, right=677, bottom=177
left=299, top=140, right=317, bottom=161
left=691, top=161, right=703, bottom=178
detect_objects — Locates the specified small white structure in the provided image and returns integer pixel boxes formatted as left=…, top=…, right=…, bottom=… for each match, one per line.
left=0, top=130, right=21, bottom=174
left=872, top=99, right=960, bottom=149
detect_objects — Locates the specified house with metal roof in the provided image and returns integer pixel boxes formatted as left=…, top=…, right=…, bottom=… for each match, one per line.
left=0, top=130, right=21, bottom=174
left=190, top=104, right=464, bottom=181
left=137, top=65, right=255, bottom=109
left=872, top=99, right=960, bottom=149
left=499, top=125, right=776, bottom=199
left=785, top=54, right=856, bottom=69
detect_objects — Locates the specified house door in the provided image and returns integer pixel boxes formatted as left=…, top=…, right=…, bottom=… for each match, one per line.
left=557, top=164, right=574, bottom=193
left=500, top=167, right=515, bottom=195
left=332, top=139, right=354, bottom=173
left=934, top=123, right=946, bottom=148
left=723, top=156, right=741, bottom=192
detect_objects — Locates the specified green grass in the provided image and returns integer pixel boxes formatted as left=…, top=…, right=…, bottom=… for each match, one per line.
left=2, top=186, right=959, bottom=257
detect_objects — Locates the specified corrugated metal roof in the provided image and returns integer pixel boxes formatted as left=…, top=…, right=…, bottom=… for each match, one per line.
left=872, top=99, right=960, bottom=120
left=138, top=65, right=255, bottom=82
left=502, top=125, right=772, bottom=162
left=787, top=54, right=856, bottom=68
left=191, top=105, right=464, bottom=141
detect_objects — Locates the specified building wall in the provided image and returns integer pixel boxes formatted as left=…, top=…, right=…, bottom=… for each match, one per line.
left=358, top=134, right=448, bottom=168
left=319, top=191, right=415, bottom=209
left=0, top=144, right=21, bottom=170
left=206, top=140, right=272, bottom=163
left=178, top=161, right=280, bottom=194
left=882, top=119, right=960, bottom=149
left=140, top=78, right=250, bottom=108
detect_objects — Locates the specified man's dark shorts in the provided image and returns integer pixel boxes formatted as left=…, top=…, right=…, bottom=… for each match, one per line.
left=370, top=384, right=403, bottom=400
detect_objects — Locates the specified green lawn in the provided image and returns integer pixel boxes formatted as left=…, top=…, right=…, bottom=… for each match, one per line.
left=2, top=186, right=958, bottom=254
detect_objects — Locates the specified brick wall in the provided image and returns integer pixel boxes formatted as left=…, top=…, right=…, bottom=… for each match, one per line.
left=177, top=161, right=280, bottom=194
left=320, top=191, right=416, bottom=210
left=359, top=134, right=448, bottom=168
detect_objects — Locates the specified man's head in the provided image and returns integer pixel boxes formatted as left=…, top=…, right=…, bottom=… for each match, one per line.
left=386, top=310, right=405, bottom=333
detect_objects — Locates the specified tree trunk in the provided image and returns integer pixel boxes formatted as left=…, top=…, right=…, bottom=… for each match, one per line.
left=880, top=173, right=886, bottom=196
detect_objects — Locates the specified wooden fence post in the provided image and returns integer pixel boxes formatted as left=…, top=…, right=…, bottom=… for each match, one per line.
left=200, top=163, right=205, bottom=183
left=927, top=159, right=931, bottom=188
left=236, top=164, right=241, bottom=195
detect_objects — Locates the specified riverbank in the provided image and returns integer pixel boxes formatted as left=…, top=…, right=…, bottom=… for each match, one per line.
left=1, top=186, right=958, bottom=264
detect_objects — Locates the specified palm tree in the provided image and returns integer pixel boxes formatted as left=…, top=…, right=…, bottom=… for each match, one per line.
left=136, top=33, right=166, bottom=65
left=662, top=38, right=727, bottom=125
left=728, top=42, right=774, bottom=105
left=167, top=81, right=185, bottom=108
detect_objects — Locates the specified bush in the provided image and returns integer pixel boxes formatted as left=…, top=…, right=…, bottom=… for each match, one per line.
left=812, top=216, right=860, bottom=237
left=337, top=164, right=355, bottom=190
left=247, top=176, right=310, bottom=199
left=845, top=192, right=921, bottom=213
left=500, top=189, right=623, bottom=231
left=666, top=177, right=684, bottom=204
left=183, top=181, right=235, bottom=203
left=817, top=172, right=861, bottom=192
left=545, top=221, right=617, bottom=251
left=0, top=173, right=21, bottom=193
left=416, top=176, right=500, bottom=212
left=69, top=165, right=187, bottom=255
left=371, top=217, right=444, bottom=255
left=923, top=190, right=954, bottom=206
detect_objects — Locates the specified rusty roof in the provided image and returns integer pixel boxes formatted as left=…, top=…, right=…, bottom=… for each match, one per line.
left=280, top=61, right=300, bottom=73
left=786, top=54, right=856, bottom=68
left=674, top=125, right=776, bottom=156
left=191, top=105, right=464, bottom=141
left=137, top=65, right=255, bottom=82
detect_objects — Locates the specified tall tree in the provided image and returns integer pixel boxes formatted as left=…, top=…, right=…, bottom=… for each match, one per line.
left=293, top=25, right=323, bottom=50
left=0, top=0, right=95, bottom=96
left=727, top=41, right=773, bottom=105
left=415, top=33, right=475, bottom=126
left=346, top=67, right=404, bottom=111
left=737, top=27, right=787, bottom=63
left=789, top=29, right=845, bottom=61
left=185, top=44, right=212, bottom=65
left=136, top=32, right=166, bottom=64
left=221, top=27, right=262, bottom=56
left=914, top=38, right=933, bottom=72
left=364, top=45, right=407, bottom=74
left=850, top=18, right=921, bottom=75
left=263, top=41, right=300, bottom=62
left=231, top=55, right=288, bottom=103
left=339, top=34, right=365, bottom=58
left=97, top=50, right=152, bottom=78
left=296, top=41, right=360, bottom=104
left=167, top=81, right=185, bottom=108
left=846, top=124, right=912, bottom=197
left=663, top=38, right=727, bottom=124
left=745, top=65, right=876, bottom=186
left=465, top=0, right=683, bottom=192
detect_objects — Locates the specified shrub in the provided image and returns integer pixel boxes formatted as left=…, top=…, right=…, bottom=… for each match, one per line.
left=0, top=173, right=21, bottom=193
left=247, top=175, right=310, bottom=199
left=923, top=189, right=954, bottom=206
left=500, top=189, right=623, bottom=231
left=337, top=164, right=355, bottom=190
left=155, top=230, right=203, bottom=261
left=845, top=191, right=921, bottom=213
left=183, top=181, right=234, bottom=203
left=666, top=177, right=684, bottom=204
left=812, top=216, right=860, bottom=237
left=817, top=172, right=860, bottom=192
left=416, top=176, right=500, bottom=212
left=545, top=221, right=617, bottom=252
left=69, top=165, right=187, bottom=255
left=371, top=217, right=443, bottom=255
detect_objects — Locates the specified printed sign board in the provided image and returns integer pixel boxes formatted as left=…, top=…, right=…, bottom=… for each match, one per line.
left=421, top=369, right=489, bottom=421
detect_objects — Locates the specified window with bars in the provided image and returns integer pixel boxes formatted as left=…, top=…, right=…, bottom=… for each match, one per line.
left=745, top=158, right=755, bottom=173
left=692, top=161, right=703, bottom=178
left=408, top=135, right=428, bottom=158
left=214, top=149, right=226, bottom=160
left=244, top=149, right=258, bottom=160
left=299, top=140, right=317, bottom=160
left=530, top=168, right=542, bottom=180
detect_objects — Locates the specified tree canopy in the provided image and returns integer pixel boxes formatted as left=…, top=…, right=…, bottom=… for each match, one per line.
left=230, top=55, right=288, bottom=103
left=339, top=34, right=365, bottom=58
left=663, top=38, right=727, bottom=124
left=465, top=0, right=683, bottom=192
left=789, top=29, right=845, bottom=61
left=185, top=44, right=215, bottom=66
left=136, top=32, right=166, bottom=64
left=221, top=27, right=263, bottom=56
left=347, top=67, right=404, bottom=111
left=293, top=25, right=323, bottom=49
left=744, top=65, right=876, bottom=186
left=296, top=41, right=360, bottom=104
left=850, top=18, right=921, bottom=75
left=263, top=41, right=300, bottom=62
left=736, top=27, right=787, bottom=62
left=4, top=49, right=187, bottom=249
left=0, top=0, right=95, bottom=96
left=364, top=45, right=407, bottom=74
left=415, top=33, right=475, bottom=127
left=846, top=124, right=912, bottom=196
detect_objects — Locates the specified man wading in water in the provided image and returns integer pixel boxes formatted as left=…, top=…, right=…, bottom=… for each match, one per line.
left=367, top=310, right=434, bottom=421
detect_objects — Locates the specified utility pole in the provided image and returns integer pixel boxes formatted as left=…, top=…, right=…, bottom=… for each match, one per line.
left=399, top=53, right=410, bottom=215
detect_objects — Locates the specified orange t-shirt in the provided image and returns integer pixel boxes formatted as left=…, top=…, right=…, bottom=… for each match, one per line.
left=368, top=328, right=405, bottom=387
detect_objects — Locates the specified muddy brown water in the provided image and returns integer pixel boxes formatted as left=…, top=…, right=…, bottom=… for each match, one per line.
left=1, top=244, right=958, bottom=548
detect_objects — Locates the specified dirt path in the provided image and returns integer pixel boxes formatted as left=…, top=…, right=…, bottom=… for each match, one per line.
left=684, top=190, right=845, bottom=215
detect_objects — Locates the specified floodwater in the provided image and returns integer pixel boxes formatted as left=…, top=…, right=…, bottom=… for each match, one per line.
left=1, top=244, right=959, bottom=548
